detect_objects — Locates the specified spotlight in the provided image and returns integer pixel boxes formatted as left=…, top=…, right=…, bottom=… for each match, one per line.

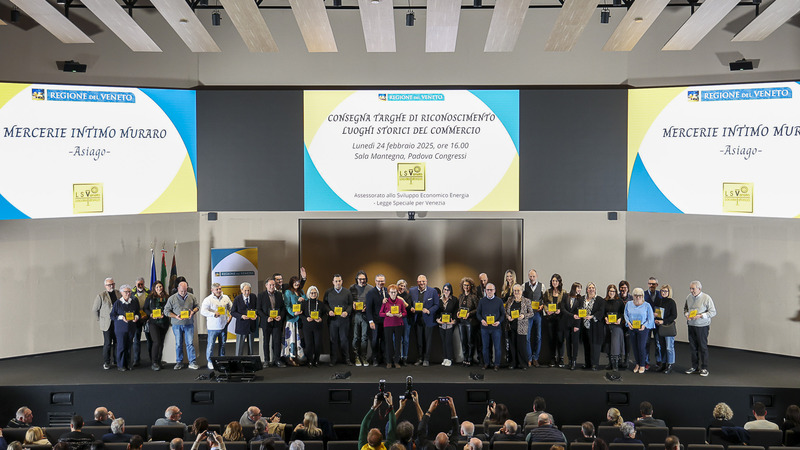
left=407, top=211, right=415, bottom=221
left=600, top=8, right=610, bottom=23
left=11, top=8, right=20, bottom=23
left=405, top=10, right=415, bottom=26
left=333, top=0, right=342, bottom=5
left=211, top=10, right=221, bottom=26
left=60, top=60, right=87, bottom=73
left=474, top=0, right=482, bottom=6
left=729, top=59, right=754, bottom=71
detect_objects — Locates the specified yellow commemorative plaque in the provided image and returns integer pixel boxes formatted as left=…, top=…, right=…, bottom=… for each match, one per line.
left=269, top=309, right=278, bottom=318
left=310, top=311, right=319, bottom=319
left=397, top=163, right=426, bottom=191
left=578, top=309, right=588, bottom=318
left=180, top=310, right=189, bottom=319
left=547, top=303, right=557, bottom=312
left=247, top=310, right=256, bottom=319
left=532, top=301, right=540, bottom=310
left=722, top=182, right=753, bottom=213
left=607, top=313, right=617, bottom=323
left=292, top=304, right=302, bottom=313
left=486, top=315, right=495, bottom=325
left=334, top=306, right=343, bottom=316
left=442, top=314, right=451, bottom=323
left=689, top=309, right=698, bottom=318
left=632, top=320, right=642, bottom=329
left=655, top=308, right=663, bottom=319
left=511, top=310, right=519, bottom=319
left=354, top=302, right=364, bottom=311
left=73, top=183, right=103, bottom=214
left=125, top=312, right=134, bottom=321
left=152, top=309, right=162, bottom=319
left=414, top=302, right=424, bottom=311
left=458, top=308, right=467, bottom=318
left=390, top=305, right=400, bottom=314
left=217, top=306, right=226, bottom=315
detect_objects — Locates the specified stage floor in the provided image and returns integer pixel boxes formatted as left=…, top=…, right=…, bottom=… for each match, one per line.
left=1, top=341, right=797, bottom=389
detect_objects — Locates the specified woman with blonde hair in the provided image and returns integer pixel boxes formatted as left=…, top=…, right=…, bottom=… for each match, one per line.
left=602, top=408, right=624, bottom=427
left=25, top=427, right=51, bottom=446
left=223, top=421, right=244, bottom=441
left=500, top=270, right=517, bottom=366
left=290, top=412, right=323, bottom=441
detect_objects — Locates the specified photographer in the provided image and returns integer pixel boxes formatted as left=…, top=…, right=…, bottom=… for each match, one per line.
left=192, top=430, right=224, bottom=450
left=417, top=396, right=459, bottom=450
left=359, top=392, right=397, bottom=450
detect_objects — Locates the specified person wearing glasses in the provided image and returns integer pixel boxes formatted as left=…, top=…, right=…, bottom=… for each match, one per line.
left=111, top=284, right=141, bottom=371
left=643, top=277, right=662, bottom=370
left=624, top=288, right=654, bottom=374
left=477, top=283, right=504, bottom=371
left=653, top=284, right=677, bottom=374
left=92, top=277, right=121, bottom=370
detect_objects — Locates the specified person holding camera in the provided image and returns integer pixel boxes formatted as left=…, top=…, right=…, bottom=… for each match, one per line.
left=417, top=396, right=459, bottom=450
left=359, top=391, right=397, bottom=450
left=191, top=430, right=224, bottom=450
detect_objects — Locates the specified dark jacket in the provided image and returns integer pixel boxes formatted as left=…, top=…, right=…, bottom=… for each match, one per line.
left=232, top=293, right=259, bottom=334
left=257, top=290, right=286, bottom=326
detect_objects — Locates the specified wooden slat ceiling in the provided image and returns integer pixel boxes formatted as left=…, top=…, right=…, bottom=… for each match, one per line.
left=603, top=0, right=670, bottom=51
left=732, top=0, right=800, bottom=42
left=8, top=0, right=93, bottom=43
left=662, top=0, right=739, bottom=50
left=545, top=0, right=596, bottom=51
left=80, top=0, right=160, bottom=52
left=288, top=0, right=337, bottom=52
left=150, top=0, right=221, bottom=52
left=484, top=0, right=530, bottom=52
left=426, top=0, right=461, bottom=52
left=219, top=0, right=278, bottom=52
left=357, top=0, right=396, bottom=52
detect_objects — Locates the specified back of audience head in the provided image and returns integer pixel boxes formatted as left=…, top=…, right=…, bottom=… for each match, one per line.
left=8, top=442, right=24, bottom=450
left=224, top=421, right=243, bottom=441
left=607, top=408, right=623, bottom=426
left=111, top=418, right=126, bottom=434
left=289, top=441, right=304, bottom=450
left=503, top=420, right=517, bottom=435
left=24, top=426, right=46, bottom=444
left=366, top=428, right=383, bottom=448
left=581, top=422, right=595, bottom=438
left=165, top=406, right=181, bottom=421
left=464, top=437, right=482, bottom=450
left=95, top=407, right=110, bottom=422
left=533, top=397, right=546, bottom=412
left=713, top=403, right=733, bottom=420
left=492, top=404, right=510, bottom=422
left=389, top=444, right=406, bottom=450
left=620, top=422, right=636, bottom=438
left=460, top=421, right=475, bottom=437
left=435, top=432, right=450, bottom=450
left=255, top=418, right=268, bottom=436
left=537, top=413, right=553, bottom=427
left=753, top=402, right=768, bottom=418
left=550, top=446, right=565, bottom=450
left=665, top=435, right=680, bottom=450
left=72, top=414, right=85, bottom=430
left=300, top=411, right=322, bottom=437
left=191, top=417, right=208, bottom=436
left=170, top=438, right=184, bottom=450
left=129, top=436, right=143, bottom=450
left=786, top=405, right=800, bottom=426
left=640, top=401, right=654, bottom=417
left=16, top=406, right=33, bottom=424
left=592, top=438, right=608, bottom=450
left=396, top=421, right=414, bottom=443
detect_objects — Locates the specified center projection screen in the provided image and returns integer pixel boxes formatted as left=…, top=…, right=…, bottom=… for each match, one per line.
left=299, top=218, right=522, bottom=289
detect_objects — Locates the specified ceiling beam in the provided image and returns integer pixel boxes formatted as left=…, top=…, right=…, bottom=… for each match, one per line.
left=545, top=0, right=596, bottom=52
left=426, top=0, right=461, bottom=52
left=603, top=0, right=670, bottom=51
left=357, top=0, right=396, bottom=52
left=288, top=0, right=337, bottom=52
left=732, top=0, right=800, bottom=42
left=219, top=0, right=278, bottom=52
left=80, top=0, right=160, bottom=52
left=150, top=0, right=220, bottom=52
left=8, top=0, right=93, bottom=43
left=662, top=0, right=739, bottom=50
left=484, top=0, right=530, bottom=52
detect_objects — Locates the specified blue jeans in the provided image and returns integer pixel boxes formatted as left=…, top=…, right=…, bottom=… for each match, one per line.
left=206, top=328, right=226, bottom=362
left=401, top=318, right=411, bottom=359
left=173, top=323, right=196, bottom=364
left=658, top=333, right=675, bottom=364
left=481, top=326, right=502, bottom=366
left=528, top=313, right=542, bottom=361
left=352, top=314, right=369, bottom=358
left=631, top=328, right=648, bottom=366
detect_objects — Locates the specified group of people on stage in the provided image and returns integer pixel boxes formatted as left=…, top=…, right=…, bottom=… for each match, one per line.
left=91, top=267, right=717, bottom=376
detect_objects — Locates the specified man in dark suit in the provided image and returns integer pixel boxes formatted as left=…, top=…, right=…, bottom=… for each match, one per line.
left=490, top=420, right=525, bottom=444
left=231, top=282, right=259, bottom=356
left=407, top=274, right=440, bottom=366
left=522, top=269, right=545, bottom=367
left=258, top=278, right=286, bottom=367
left=92, top=277, right=121, bottom=370
left=365, top=274, right=388, bottom=367
left=644, top=277, right=662, bottom=370
left=323, top=274, right=354, bottom=366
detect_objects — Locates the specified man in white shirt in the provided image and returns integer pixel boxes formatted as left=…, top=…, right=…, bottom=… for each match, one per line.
left=744, top=402, right=780, bottom=430
left=201, top=283, right=233, bottom=369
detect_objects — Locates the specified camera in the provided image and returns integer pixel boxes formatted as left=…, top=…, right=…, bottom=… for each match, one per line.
left=488, top=399, right=496, bottom=407
left=438, top=397, right=448, bottom=403
left=206, top=431, right=216, bottom=438
left=404, top=376, right=413, bottom=399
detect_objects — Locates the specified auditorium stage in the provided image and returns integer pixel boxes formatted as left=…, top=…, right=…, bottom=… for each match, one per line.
left=1, top=342, right=798, bottom=430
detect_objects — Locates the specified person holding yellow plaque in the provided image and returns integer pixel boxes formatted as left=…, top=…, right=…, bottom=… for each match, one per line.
left=457, top=277, right=479, bottom=367
left=282, top=276, right=306, bottom=366
left=579, top=282, right=605, bottom=371
left=653, top=284, right=677, bottom=374
left=379, top=284, right=407, bottom=368
left=522, top=269, right=545, bottom=367
left=407, top=274, right=440, bottom=367
left=322, top=274, right=354, bottom=366
left=366, top=274, right=389, bottom=368
left=562, top=282, right=584, bottom=371
left=477, top=283, right=504, bottom=371
left=683, top=280, right=716, bottom=377
left=201, top=282, right=232, bottom=369
left=257, top=278, right=286, bottom=368
left=301, top=286, right=324, bottom=367
left=602, top=284, right=624, bottom=373
left=93, top=277, right=121, bottom=370
left=110, top=284, right=140, bottom=371
left=505, top=284, right=534, bottom=370
left=436, top=282, right=458, bottom=367
left=349, top=271, right=373, bottom=367
left=144, top=281, right=170, bottom=371
left=624, top=288, right=655, bottom=374
left=542, top=274, right=567, bottom=368
left=164, top=281, right=200, bottom=370
left=232, top=282, right=259, bottom=357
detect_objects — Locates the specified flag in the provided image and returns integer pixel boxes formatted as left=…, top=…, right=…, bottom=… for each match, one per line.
left=168, top=250, right=178, bottom=293
left=149, top=249, right=157, bottom=289
left=160, top=249, right=167, bottom=286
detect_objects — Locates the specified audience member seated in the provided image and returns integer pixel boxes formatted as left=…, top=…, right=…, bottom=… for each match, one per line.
left=191, top=418, right=209, bottom=439
left=359, top=393, right=397, bottom=450
left=593, top=439, right=608, bottom=450
left=523, top=397, right=554, bottom=428
left=708, top=403, right=735, bottom=430
left=458, top=422, right=475, bottom=443
left=191, top=431, right=224, bottom=450
left=394, top=422, right=415, bottom=450
left=744, top=402, right=779, bottom=430
left=222, top=423, right=243, bottom=442
left=634, top=402, right=667, bottom=428
left=490, top=421, right=524, bottom=443
left=782, top=405, right=800, bottom=431
left=24, top=427, right=50, bottom=446
left=525, top=413, right=566, bottom=444
left=290, top=412, right=324, bottom=442
left=155, top=407, right=188, bottom=434
left=7, top=407, right=33, bottom=429
left=464, top=438, right=482, bottom=450
left=388, top=444, right=405, bottom=450
left=288, top=442, right=303, bottom=450
left=602, top=409, right=623, bottom=427
left=575, top=422, right=595, bottom=443
left=101, top=419, right=132, bottom=443
left=0, top=428, right=7, bottom=450
left=7, top=442, right=23, bottom=450
left=239, top=408, right=262, bottom=427
left=483, top=403, right=510, bottom=438
left=664, top=435, right=679, bottom=450
left=128, top=436, right=143, bottom=450
left=417, top=397, right=459, bottom=450
left=88, top=409, right=114, bottom=427
left=611, top=423, right=642, bottom=445
left=58, top=415, right=95, bottom=450
left=251, top=419, right=280, bottom=443
left=170, top=438, right=184, bottom=450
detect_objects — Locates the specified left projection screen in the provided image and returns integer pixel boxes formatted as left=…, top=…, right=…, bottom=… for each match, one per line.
left=0, top=83, right=197, bottom=220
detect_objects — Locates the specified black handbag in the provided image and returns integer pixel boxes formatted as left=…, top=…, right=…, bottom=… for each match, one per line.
left=658, top=322, right=677, bottom=337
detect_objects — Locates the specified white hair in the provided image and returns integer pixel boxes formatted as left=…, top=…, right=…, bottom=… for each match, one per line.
left=690, top=280, right=702, bottom=290
left=289, top=441, right=305, bottom=450
left=111, top=418, right=125, bottom=434
left=240, top=282, right=251, bottom=290
left=119, top=284, right=132, bottom=293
